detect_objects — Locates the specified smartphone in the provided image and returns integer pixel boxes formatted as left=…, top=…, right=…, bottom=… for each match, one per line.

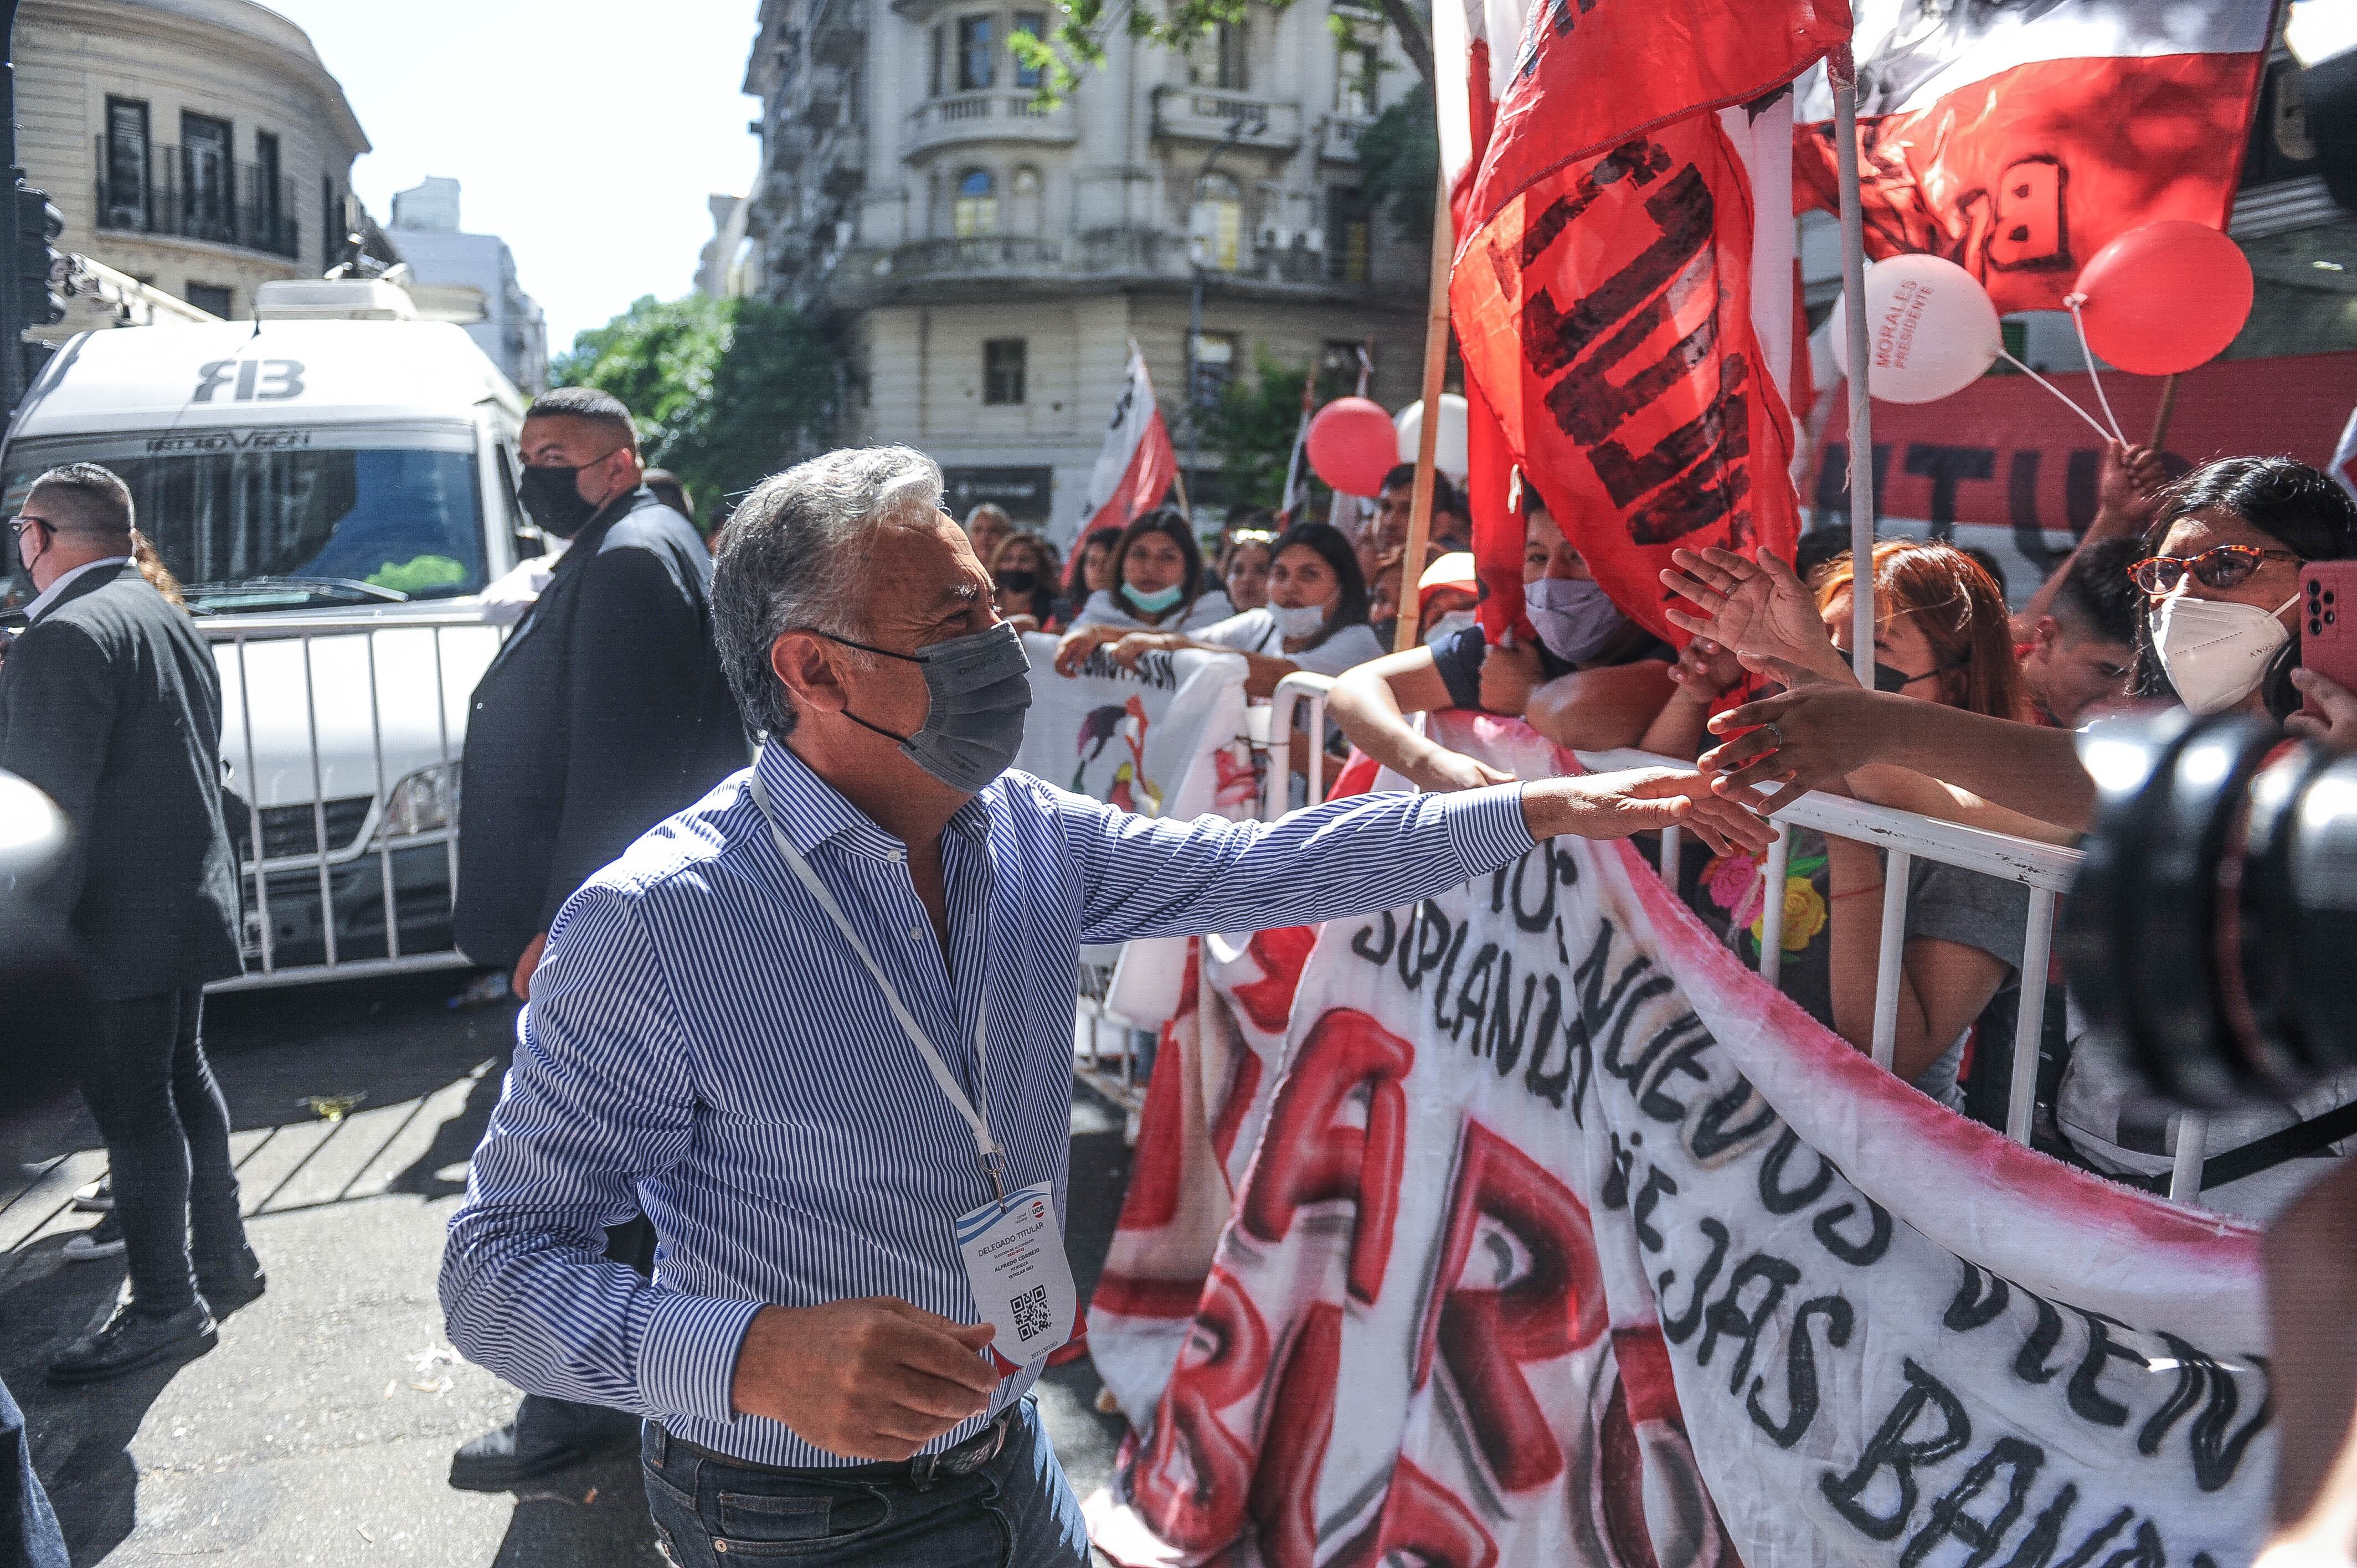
left=2299, top=560, right=2357, bottom=719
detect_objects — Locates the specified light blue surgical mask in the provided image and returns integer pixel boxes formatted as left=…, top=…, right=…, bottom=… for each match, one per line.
left=1123, top=581, right=1185, bottom=615
left=1525, top=576, right=1625, bottom=663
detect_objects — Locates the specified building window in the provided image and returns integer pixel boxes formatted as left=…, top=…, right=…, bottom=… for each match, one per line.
left=984, top=338, right=1027, bottom=404
left=1336, top=32, right=1378, bottom=116
left=1010, top=164, right=1043, bottom=234
left=187, top=282, right=233, bottom=319
left=103, top=97, right=151, bottom=229
left=1328, top=187, right=1370, bottom=283
left=1189, top=22, right=1246, bottom=90
left=181, top=112, right=233, bottom=243
left=1190, top=172, right=1243, bottom=272
left=1014, top=10, right=1047, bottom=88
left=958, top=15, right=996, bottom=91
left=322, top=178, right=340, bottom=268
left=953, top=167, right=998, bottom=236
left=1190, top=331, right=1236, bottom=408
left=1318, top=339, right=1365, bottom=398
left=254, top=131, right=283, bottom=252
left=929, top=23, right=945, bottom=96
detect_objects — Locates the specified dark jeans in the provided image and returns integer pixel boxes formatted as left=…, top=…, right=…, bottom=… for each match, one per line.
left=79, top=987, right=245, bottom=1315
left=1, top=1373, right=69, bottom=1568
left=641, top=1399, right=1088, bottom=1567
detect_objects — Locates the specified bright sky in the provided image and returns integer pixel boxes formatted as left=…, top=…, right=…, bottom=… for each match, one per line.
left=258, top=0, right=765, bottom=358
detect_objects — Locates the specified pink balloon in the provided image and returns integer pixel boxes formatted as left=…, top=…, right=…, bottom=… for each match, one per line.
left=2074, top=221, right=2253, bottom=376
left=1307, top=398, right=1400, bottom=497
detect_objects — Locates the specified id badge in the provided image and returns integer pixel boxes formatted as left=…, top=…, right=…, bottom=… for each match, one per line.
left=953, top=1179, right=1079, bottom=1374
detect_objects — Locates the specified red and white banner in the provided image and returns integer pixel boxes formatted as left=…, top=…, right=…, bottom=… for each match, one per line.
left=1083, top=343, right=1180, bottom=539
left=1794, top=0, right=2273, bottom=314
left=1087, top=714, right=2273, bottom=1568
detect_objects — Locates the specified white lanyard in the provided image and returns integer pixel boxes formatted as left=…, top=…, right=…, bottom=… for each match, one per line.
left=746, top=762, right=1006, bottom=1201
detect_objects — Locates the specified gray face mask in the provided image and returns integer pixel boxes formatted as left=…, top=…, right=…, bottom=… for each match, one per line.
left=824, top=621, right=1033, bottom=792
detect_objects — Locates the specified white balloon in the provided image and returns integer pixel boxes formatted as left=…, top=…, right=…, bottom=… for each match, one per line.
left=1393, top=394, right=1470, bottom=478
left=1825, top=254, right=2001, bottom=405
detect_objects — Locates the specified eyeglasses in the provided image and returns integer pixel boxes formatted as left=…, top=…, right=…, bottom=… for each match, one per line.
left=7, top=517, right=48, bottom=545
left=2128, top=545, right=2302, bottom=597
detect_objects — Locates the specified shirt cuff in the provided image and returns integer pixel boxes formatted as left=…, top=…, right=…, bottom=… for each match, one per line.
left=638, top=1291, right=765, bottom=1425
left=1442, top=783, right=1535, bottom=876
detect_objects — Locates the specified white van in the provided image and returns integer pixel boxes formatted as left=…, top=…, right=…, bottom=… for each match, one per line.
left=2, top=282, right=543, bottom=986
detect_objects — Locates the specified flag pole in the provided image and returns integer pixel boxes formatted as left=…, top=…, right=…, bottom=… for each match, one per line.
left=1396, top=176, right=1455, bottom=652
left=1833, top=51, right=1876, bottom=685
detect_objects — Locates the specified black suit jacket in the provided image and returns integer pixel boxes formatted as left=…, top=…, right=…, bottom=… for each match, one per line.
left=0, top=563, right=242, bottom=1000
left=455, top=489, right=747, bottom=969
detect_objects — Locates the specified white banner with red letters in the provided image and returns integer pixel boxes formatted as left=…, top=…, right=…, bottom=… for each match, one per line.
left=1085, top=713, right=2272, bottom=1568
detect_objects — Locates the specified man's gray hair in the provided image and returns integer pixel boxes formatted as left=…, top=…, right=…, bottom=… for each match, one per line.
left=713, top=445, right=946, bottom=739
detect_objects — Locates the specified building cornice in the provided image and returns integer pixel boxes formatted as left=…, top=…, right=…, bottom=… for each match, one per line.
left=22, top=0, right=372, bottom=158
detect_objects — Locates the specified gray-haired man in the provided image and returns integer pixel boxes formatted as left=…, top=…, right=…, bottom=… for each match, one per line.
left=439, top=445, right=1769, bottom=1564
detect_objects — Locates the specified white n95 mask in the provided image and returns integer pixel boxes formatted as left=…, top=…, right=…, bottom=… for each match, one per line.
left=2152, top=592, right=2296, bottom=715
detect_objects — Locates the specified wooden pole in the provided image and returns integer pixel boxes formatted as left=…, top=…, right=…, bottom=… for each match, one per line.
left=1394, top=176, right=1455, bottom=653
left=2148, top=372, right=2181, bottom=451
left=1833, top=56, right=1876, bottom=686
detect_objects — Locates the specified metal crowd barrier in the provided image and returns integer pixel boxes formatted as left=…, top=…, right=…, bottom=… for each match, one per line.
left=200, top=610, right=503, bottom=992
left=1265, top=672, right=1332, bottom=820
left=1252, top=674, right=2207, bottom=1209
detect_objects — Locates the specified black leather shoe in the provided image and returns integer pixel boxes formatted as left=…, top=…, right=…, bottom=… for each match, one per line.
left=49, top=1300, right=215, bottom=1384
left=447, top=1415, right=637, bottom=1493
left=197, top=1245, right=266, bottom=1315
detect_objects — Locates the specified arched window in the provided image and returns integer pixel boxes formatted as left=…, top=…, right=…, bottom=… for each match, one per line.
left=953, top=168, right=999, bottom=237
left=1190, top=171, right=1242, bottom=272
left=1010, top=164, right=1043, bottom=236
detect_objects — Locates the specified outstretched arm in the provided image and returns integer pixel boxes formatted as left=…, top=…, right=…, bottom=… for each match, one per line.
left=1329, top=647, right=1516, bottom=793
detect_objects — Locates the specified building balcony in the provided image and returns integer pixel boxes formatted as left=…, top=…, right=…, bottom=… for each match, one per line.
left=817, top=126, right=868, bottom=198
left=1319, top=112, right=1372, bottom=163
left=1151, top=87, right=1301, bottom=153
left=94, top=138, right=300, bottom=261
left=768, top=121, right=812, bottom=172
left=883, top=233, right=1072, bottom=282
left=800, top=62, right=849, bottom=126
left=810, top=0, right=866, bottom=66
left=904, top=92, right=1077, bottom=157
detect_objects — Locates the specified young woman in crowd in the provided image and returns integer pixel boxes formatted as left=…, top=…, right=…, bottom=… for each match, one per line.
left=1329, top=497, right=1674, bottom=790
left=1049, top=527, right=1119, bottom=630
left=989, top=532, right=1060, bottom=631
left=962, top=502, right=1013, bottom=575
left=1417, top=553, right=1480, bottom=647
left=1092, top=522, right=1383, bottom=695
left=1221, top=529, right=1275, bottom=612
left=1053, top=508, right=1233, bottom=670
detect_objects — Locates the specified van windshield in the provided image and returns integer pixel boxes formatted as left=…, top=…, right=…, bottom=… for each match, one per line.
left=2, top=437, right=486, bottom=613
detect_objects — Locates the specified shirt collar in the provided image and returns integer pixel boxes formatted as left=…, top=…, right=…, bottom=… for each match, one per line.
left=23, top=556, right=131, bottom=623
left=752, top=742, right=997, bottom=862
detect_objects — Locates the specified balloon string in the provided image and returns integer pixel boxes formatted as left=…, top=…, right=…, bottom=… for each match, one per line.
left=2063, top=297, right=2129, bottom=446
left=1996, top=348, right=2116, bottom=443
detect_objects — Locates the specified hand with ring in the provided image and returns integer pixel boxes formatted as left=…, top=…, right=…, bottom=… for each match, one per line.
left=1697, top=656, right=1907, bottom=811
left=1658, top=547, right=1852, bottom=685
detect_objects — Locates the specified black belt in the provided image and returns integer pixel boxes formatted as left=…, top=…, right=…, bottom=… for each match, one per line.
left=651, top=1403, right=1020, bottom=1490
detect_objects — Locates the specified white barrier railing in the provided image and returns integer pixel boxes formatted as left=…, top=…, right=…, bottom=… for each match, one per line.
left=1247, top=679, right=2205, bottom=1208
left=1265, top=672, right=1332, bottom=820
left=202, top=610, right=502, bottom=992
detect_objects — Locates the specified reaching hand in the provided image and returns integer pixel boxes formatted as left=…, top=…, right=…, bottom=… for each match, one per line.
left=1413, top=748, right=1518, bottom=793
left=730, top=1297, right=1001, bottom=1462
left=1478, top=633, right=1544, bottom=716
left=1659, top=548, right=1849, bottom=682
left=1522, top=766, right=1776, bottom=857
left=1053, top=625, right=1117, bottom=677
left=2097, top=440, right=2168, bottom=528
left=1667, top=636, right=1746, bottom=706
left=1697, top=657, right=1897, bottom=809
left=1109, top=631, right=1174, bottom=670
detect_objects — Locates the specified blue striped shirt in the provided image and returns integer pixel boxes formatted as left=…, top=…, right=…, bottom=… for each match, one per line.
left=439, top=742, right=1532, bottom=1468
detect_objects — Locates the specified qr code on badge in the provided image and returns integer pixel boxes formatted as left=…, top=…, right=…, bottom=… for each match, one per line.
left=1011, top=1284, right=1052, bottom=1342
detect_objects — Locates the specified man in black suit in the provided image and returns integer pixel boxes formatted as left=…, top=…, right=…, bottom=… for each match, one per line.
left=0, top=463, right=261, bottom=1384
left=449, top=387, right=745, bottom=1489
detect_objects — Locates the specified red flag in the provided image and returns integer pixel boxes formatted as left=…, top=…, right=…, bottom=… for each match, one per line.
left=1080, top=343, right=1176, bottom=538
left=1792, top=2, right=2272, bottom=314
left=1453, top=114, right=1808, bottom=644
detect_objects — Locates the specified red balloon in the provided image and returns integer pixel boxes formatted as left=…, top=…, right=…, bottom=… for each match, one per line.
left=1306, top=397, right=1401, bottom=497
left=2073, top=221, right=2253, bottom=377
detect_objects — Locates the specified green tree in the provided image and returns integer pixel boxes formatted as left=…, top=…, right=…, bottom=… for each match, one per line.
left=1195, top=350, right=1349, bottom=513
left=1358, top=84, right=1439, bottom=240
left=1013, top=0, right=1432, bottom=110
left=551, top=294, right=837, bottom=527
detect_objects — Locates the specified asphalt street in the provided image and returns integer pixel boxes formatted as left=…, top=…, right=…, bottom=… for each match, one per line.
left=1, top=971, right=1135, bottom=1567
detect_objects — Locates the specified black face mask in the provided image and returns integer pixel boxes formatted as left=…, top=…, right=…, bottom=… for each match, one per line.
left=998, top=569, right=1038, bottom=595
left=519, top=465, right=603, bottom=539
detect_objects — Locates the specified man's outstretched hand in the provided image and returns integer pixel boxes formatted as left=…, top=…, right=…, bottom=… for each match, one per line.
left=1699, top=657, right=1895, bottom=810
left=1521, top=767, right=1774, bottom=857
left=1659, top=547, right=1847, bottom=682
left=732, top=1296, right=1000, bottom=1461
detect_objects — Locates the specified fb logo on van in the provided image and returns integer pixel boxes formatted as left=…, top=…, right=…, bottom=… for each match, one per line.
left=192, top=359, right=305, bottom=403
